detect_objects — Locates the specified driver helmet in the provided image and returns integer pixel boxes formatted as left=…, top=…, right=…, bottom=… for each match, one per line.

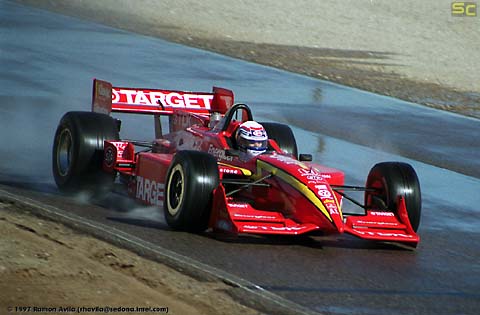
left=236, top=121, right=268, bottom=158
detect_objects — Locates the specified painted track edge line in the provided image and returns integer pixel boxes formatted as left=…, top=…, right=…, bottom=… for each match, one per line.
left=0, top=187, right=320, bottom=315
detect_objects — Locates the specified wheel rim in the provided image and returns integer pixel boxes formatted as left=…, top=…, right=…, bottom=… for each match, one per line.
left=167, top=164, right=185, bottom=216
left=57, top=128, right=73, bottom=177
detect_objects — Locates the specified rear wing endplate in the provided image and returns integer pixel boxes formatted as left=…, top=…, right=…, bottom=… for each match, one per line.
left=92, top=79, right=234, bottom=115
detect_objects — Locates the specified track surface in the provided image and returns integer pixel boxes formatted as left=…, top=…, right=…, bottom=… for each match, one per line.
left=1, top=2, right=480, bottom=314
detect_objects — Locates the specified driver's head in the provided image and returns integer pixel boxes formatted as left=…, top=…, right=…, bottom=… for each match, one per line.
left=236, top=121, right=268, bottom=158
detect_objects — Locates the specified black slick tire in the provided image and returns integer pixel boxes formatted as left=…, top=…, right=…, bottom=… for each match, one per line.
left=261, top=122, right=298, bottom=159
left=164, top=150, right=219, bottom=232
left=365, top=162, right=422, bottom=231
left=52, top=111, right=119, bottom=195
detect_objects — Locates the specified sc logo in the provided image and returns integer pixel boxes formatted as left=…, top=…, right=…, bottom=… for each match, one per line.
left=452, top=2, right=477, bottom=16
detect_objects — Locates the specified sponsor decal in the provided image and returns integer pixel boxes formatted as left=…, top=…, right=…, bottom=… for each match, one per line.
left=219, top=163, right=252, bottom=176
left=370, top=211, right=395, bottom=217
left=298, top=168, right=325, bottom=182
left=93, top=80, right=113, bottom=114
left=96, top=82, right=111, bottom=98
left=315, top=185, right=340, bottom=215
left=242, top=225, right=308, bottom=231
left=136, top=176, right=164, bottom=206
left=322, top=198, right=339, bottom=214
left=324, top=203, right=339, bottom=215
left=353, top=230, right=414, bottom=239
left=208, top=145, right=233, bottom=161
left=233, top=213, right=278, bottom=220
left=270, top=226, right=307, bottom=231
left=220, top=167, right=242, bottom=175
left=112, top=88, right=213, bottom=110
left=252, top=130, right=264, bottom=137
left=355, top=220, right=399, bottom=227
left=315, top=184, right=333, bottom=199
left=228, top=203, right=248, bottom=208
left=111, top=142, right=128, bottom=158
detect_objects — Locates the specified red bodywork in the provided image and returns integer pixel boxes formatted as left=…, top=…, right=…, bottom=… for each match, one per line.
left=93, top=79, right=419, bottom=247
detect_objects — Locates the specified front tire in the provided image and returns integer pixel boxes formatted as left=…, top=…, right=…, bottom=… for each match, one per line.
left=365, top=162, right=421, bottom=231
left=164, top=151, right=219, bottom=232
left=52, top=111, right=119, bottom=194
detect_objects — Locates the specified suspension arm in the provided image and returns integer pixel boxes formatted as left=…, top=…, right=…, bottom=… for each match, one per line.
left=226, top=173, right=273, bottom=197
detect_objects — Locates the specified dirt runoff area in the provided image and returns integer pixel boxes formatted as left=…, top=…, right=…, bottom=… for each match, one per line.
left=15, top=0, right=480, bottom=118
left=0, top=200, right=262, bottom=315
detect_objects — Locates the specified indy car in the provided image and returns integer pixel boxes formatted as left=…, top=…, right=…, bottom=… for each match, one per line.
left=52, top=79, right=421, bottom=247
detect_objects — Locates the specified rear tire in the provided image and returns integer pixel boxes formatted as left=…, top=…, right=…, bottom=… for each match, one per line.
left=164, top=151, right=219, bottom=232
left=365, top=162, right=421, bottom=231
left=261, top=122, right=298, bottom=159
left=52, top=111, right=119, bottom=195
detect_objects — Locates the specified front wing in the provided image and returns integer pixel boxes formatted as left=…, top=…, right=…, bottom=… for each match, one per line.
left=209, top=186, right=419, bottom=246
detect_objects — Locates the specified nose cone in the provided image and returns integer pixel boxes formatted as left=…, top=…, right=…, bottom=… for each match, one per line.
left=313, top=183, right=344, bottom=233
left=331, top=208, right=344, bottom=233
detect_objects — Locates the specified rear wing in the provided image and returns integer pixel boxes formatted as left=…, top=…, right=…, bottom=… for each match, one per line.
left=92, top=79, right=234, bottom=116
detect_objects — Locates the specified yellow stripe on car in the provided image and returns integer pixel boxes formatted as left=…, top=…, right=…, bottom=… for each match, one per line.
left=256, top=160, right=332, bottom=222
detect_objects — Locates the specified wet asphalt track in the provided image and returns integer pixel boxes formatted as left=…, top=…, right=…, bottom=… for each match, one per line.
left=1, top=1, right=480, bottom=314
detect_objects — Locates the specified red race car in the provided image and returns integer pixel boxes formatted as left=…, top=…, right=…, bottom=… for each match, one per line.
left=52, top=79, right=421, bottom=247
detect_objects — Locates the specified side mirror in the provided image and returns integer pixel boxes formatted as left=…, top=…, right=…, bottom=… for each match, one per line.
left=299, top=154, right=312, bottom=162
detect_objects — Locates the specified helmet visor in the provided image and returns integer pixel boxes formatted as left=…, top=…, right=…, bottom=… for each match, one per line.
left=247, top=139, right=268, bottom=150
left=239, top=138, right=268, bottom=151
